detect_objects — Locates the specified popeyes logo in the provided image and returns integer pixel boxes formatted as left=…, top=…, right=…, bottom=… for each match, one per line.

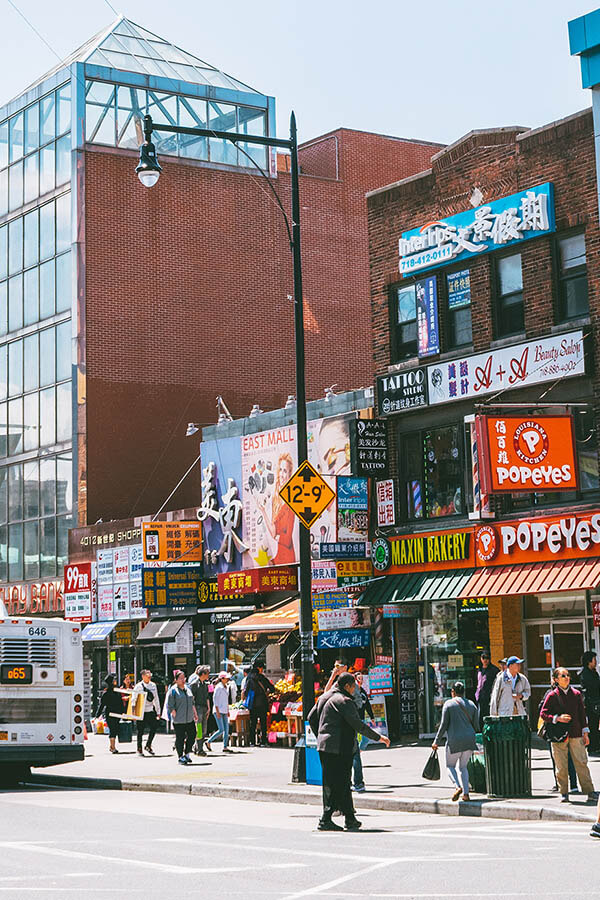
left=475, top=511, right=600, bottom=566
left=475, top=526, right=498, bottom=562
left=476, top=414, right=578, bottom=494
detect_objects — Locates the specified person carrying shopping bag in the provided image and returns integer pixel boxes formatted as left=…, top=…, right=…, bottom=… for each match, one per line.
left=432, top=681, right=479, bottom=802
left=205, top=672, right=233, bottom=754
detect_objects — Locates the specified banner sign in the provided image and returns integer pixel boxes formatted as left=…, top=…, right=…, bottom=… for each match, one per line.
left=113, top=583, right=130, bottom=620
left=383, top=604, right=419, bottom=618
left=197, top=577, right=244, bottom=606
left=447, top=269, right=471, bottom=308
left=459, top=596, right=488, bottom=613
left=416, top=275, right=440, bottom=357
left=316, top=628, right=371, bottom=649
left=351, top=419, right=389, bottom=476
left=399, top=182, right=555, bottom=276
left=376, top=479, right=396, bottom=527
left=372, top=529, right=474, bottom=574
left=142, top=566, right=203, bottom=610
left=428, top=330, right=584, bottom=406
left=377, top=369, right=428, bottom=415
left=317, top=608, right=366, bottom=631
left=320, top=542, right=367, bottom=560
left=474, top=510, right=600, bottom=567
left=98, top=585, right=114, bottom=621
left=311, top=559, right=338, bottom=593
left=311, top=592, right=352, bottom=610
left=476, top=414, right=578, bottom=493
left=217, top=565, right=298, bottom=595
left=142, top=521, right=202, bottom=563
left=368, top=665, right=393, bottom=695
left=64, top=563, right=94, bottom=623
left=337, top=477, right=369, bottom=542
left=336, top=559, right=373, bottom=587
left=198, top=435, right=245, bottom=575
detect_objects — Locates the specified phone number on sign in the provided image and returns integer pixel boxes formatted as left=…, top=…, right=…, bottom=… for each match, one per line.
left=399, top=244, right=453, bottom=274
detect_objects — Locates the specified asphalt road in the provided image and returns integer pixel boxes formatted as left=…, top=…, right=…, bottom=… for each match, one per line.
left=0, top=785, right=599, bottom=899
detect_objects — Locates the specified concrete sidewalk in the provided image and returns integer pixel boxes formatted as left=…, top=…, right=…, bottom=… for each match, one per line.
left=29, top=733, right=600, bottom=823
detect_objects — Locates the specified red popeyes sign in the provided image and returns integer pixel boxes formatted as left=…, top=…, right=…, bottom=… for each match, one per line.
left=476, top=414, right=578, bottom=493
left=475, top=510, right=600, bottom=566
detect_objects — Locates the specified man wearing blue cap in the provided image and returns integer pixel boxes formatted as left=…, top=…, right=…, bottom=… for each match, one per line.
left=490, top=656, right=531, bottom=717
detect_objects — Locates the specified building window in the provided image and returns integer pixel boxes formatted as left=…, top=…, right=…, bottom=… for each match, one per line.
left=446, top=268, right=472, bottom=348
left=390, top=284, right=417, bottom=361
left=558, top=234, right=588, bottom=321
left=495, top=253, right=524, bottom=337
left=399, top=424, right=464, bottom=520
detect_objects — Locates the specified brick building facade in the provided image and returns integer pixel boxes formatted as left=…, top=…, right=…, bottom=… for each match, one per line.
left=365, top=109, right=600, bottom=733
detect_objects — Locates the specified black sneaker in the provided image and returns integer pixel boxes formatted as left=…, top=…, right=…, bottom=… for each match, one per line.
left=345, top=819, right=362, bottom=831
left=317, top=820, right=344, bottom=832
left=145, top=746, right=155, bottom=756
left=590, top=823, right=600, bottom=839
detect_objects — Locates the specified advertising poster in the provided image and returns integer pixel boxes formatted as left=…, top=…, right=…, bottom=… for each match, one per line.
left=141, top=521, right=202, bottom=564
left=447, top=269, right=471, bottom=308
left=113, top=583, right=130, bottom=620
left=351, top=419, right=388, bottom=477
left=198, top=435, right=245, bottom=576
left=98, top=585, right=114, bottom=621
left=64, top=563, right=94, bottom=623
left=311, top=559, right=338, bottom=593
left=97, top=549, right=114, bottom=586
left=337, top=477, right=369, bottom=541
left=241, top=425, right=299, bottom=568
left=316, top=628, right=371, bottom=649
left=129, top=545, right=144, bottom=581
left=376, top=479, right=395, bottom=527
left=113, top=547, right=129, bottom=584
left=307, top=413, right=352, bottom=559
left=416, top=275, right=440, bottom=357
left=129, top=582, right=146, bottom=619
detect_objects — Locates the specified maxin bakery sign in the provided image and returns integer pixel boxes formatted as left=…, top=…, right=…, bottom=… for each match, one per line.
left=398, top=183, right=555, bottom=276
left=372, top=529, right=473, bottom=574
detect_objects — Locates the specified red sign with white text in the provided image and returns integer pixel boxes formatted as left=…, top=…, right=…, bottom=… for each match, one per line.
left=474, top=510, right=600, bottom=566
left=217, top=566, right=298, bottom=595
left=476, top=414, right=578, bottom=493
left=64, top=563, right=94, bottom=622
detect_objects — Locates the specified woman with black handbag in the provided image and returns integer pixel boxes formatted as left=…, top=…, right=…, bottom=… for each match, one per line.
left=431, top=681, right=479, bottom=802
left=579, top=651, right=600, bottom=755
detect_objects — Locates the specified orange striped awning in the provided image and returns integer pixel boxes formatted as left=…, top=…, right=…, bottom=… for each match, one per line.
left=459, top=557, right=600, bottom=598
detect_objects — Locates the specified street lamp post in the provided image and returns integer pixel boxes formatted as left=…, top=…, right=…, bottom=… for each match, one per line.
left=136, top=113, right=316, bottom=722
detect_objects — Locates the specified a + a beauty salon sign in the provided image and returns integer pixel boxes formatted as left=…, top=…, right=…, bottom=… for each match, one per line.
left=372, top=529, right=473, bottom=574
left=398, top=183, right=555, bottom=276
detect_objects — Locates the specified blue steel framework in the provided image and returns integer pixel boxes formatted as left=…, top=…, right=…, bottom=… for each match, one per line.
left=0, top=17, right=275, bottom=587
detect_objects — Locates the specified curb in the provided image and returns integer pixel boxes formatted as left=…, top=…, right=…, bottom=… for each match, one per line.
left=28, top=773, right=597, bottom=823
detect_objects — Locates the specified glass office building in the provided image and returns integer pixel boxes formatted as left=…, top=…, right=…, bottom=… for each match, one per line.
left=0, top=17, right=274, bottom=590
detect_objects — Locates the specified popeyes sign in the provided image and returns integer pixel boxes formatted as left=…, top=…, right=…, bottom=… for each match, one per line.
left=475, top=511, right=600, bottom=566
left=476, top=414, right=578, bottom=493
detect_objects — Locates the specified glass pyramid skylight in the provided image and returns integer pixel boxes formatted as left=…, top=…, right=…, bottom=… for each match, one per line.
left=83, top=17, right=259, bottom=94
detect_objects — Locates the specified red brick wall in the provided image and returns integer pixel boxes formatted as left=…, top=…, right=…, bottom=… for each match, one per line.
left=82, top=129, right=440, bottom=523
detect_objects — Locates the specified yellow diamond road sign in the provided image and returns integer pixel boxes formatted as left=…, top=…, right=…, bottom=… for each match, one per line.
left=279, top=460, right=336, bottom=529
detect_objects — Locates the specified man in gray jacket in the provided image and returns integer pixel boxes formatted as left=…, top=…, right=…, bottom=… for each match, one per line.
left=308, top=672, right=390, bottom=832
left=167, top=671, right=198, bottom=765
left=188, top=665, right=210, bottom=756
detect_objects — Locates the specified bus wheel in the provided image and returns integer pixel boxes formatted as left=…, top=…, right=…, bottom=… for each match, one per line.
left=0, top=765, right=31, bottom=787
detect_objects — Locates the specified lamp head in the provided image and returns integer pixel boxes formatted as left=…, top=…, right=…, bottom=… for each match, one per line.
left=186, top=423, right=199, bottom=437
left=136, top=139, right=162, bottom=187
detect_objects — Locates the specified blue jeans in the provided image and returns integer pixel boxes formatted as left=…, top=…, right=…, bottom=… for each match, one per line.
left=206, top=713, right=229, bottom=749
left=353, top=746, right=364, bottom=788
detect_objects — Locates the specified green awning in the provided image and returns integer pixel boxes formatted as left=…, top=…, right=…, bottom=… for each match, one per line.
left=360, top=570, right=475, bottom=606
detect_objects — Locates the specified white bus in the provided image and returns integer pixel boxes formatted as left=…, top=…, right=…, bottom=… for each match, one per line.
left=0, top=604, right=85, bottom=782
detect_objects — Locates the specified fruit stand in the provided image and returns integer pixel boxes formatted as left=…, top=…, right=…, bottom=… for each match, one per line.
left=267, top=675, right=302, bottom=746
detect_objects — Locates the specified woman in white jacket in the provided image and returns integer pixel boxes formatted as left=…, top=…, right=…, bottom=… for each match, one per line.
left=489, top=656, right=531, bottom=717
left=205, top=672, right=233, bottom=753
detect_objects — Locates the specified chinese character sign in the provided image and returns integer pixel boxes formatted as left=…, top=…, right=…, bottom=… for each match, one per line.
left=428, top=330, right=584, bottom=406
left=198, top=436, right=246, bottom=575
left=447, top=269, right=471, bottom=308
left=64, top=563, right=94, bottom=623
left=142, top=521, right=202, bottom=564
left=416, top=276, right=440, bottom=357
left=399, top=183, right=555, bottom=276
left=337, top=477, right=369, bottom=542
left=376, top=480, right=396, bottom=527
left=316, top=628, right=371, bottom=649
left=351, top=419, right=389, bottom=476
left=476, top=414, right=578, bottom=494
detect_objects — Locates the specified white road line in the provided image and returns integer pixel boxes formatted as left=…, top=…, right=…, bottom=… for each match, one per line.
left=282, top=859, right=401, bottom=900
left=0, top=843, right=304, bottom=875
left=157, top=836, right=390, bottom=863
left=386, top=828, right=587, bottom=842
left=0, top=873, right=102, bottom=883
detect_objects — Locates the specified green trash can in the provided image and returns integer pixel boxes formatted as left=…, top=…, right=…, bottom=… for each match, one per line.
left=482, top=716, right=531, bottom=798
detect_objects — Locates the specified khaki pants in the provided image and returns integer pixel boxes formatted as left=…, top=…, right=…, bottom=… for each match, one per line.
left=552, top=737, right=594, bottom=795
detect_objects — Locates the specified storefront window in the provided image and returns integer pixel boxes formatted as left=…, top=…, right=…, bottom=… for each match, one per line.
left=390, top=284, right=417, bottom=361
left=523, top=592, right=586, bottom=619
left=399, top=424, right=464, bottom=521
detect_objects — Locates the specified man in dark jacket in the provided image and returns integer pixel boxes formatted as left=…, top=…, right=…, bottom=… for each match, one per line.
left=540, top=667, right=596, bottom=803
left=308, top=673, right=390, bottom=832
left=474, top=652, right=499, bottom=721
left=579, top=651, right=600, bottom=754
left=189, top=665, right=210, bottom=756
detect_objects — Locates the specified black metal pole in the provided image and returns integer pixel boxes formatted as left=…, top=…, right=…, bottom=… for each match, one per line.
left=289, top=112, right=315, bottom=720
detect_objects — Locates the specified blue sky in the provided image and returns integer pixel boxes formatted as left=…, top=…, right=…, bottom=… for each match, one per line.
left=0, top=0, right=596, bottom=144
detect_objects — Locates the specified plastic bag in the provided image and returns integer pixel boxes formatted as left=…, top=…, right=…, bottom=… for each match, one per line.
left=422, top=748, right=440, bottom=781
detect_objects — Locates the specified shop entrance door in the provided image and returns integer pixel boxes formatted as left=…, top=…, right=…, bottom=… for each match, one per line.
left=525, top=619, right=587, bottom=722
